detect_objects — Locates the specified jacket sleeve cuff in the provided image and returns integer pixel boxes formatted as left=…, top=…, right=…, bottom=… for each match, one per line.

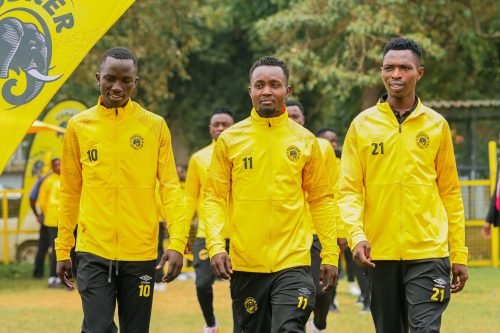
left=321, top=253, right=340, bottom=268
left=167, top=238, right=187, bottom=255
left=55, top=240, right=72, bottom=261
left=208, top=247, right=227, bottom=260
left=348, top=233, right=367, bottom=250
left=450, top=249, right=468, bottom=265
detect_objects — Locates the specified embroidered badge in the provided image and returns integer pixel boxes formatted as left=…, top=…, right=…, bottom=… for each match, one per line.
left=286, top=145, right=301, bottom=161
left=416, top=132, right=430, bottom=149
left=244, top=297, right=258, bottom=314
left=130, top=134, right=144, bottom=150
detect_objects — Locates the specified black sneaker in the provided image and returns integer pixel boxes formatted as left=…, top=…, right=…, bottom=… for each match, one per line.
left=329, top=302, right=339, bottom=313
left=358, top=305, right=370, bottom=314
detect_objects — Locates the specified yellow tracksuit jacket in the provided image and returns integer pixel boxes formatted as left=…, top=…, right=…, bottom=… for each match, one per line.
left=44, top=180, right=60, bottom=228
left=37, top=173, right=59, bottom=217
left=185, top=142, right=229, bottom=239
left=306, top=138, right=345, bottom=238
left=338, top=98, right=468, bottom=265
left=204, top=109, right=339, bottom=273
left=55, top=98, right=187, bottom=261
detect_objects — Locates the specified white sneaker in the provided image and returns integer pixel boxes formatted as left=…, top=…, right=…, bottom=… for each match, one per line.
left=177, top=273, right=189, bottom=281
left=349, top=282, right=361, bottom=296
left=154, top=283, right=167, bottom=292
left=203, top=320, right=221, bottom=333
left=308, top=319, right=325, bottom=333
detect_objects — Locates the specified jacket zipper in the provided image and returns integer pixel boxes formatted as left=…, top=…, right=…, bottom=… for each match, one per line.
left=268, top=120, right=273, bottom=271
left=114, top=107, right=119, bottom=260
left=393, top=113, right=402, bottom=259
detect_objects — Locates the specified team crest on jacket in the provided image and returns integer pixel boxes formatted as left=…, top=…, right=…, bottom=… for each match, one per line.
left=244, top=297, right=258, bottom=314
left=416, top=132, right=430, bottom=149
left=130, top=134, right=144, bottom=150
left=286, top=145, right=301, bottom=161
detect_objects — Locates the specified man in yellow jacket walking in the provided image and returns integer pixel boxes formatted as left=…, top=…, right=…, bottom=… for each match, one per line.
left=55, top=47, right=188, bottom=333
left=185, top=107, right=236, bottom=333
left=204, top=56, right=339, bottom=333
left=338, top=38, right=468, bottom=333
left=286, top=99, right=343, bottom=333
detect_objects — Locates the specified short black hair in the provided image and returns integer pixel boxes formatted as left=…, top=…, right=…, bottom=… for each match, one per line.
left=249, top=56, right=289, bottom=84
left=383, top=38, right=423, bottom=64
left=210, top=106, right=234, bottom=121
left=315, top=128, right=336, bottom=137
left=99, top=47, right=138, bottom=71
left=51, top=158, right=60, bottom=163
left=285, top=100, right=304, bottom=115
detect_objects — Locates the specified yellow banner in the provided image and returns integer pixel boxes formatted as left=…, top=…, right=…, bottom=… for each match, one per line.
left=18, top=100, right=86, bottom=227
left=0, top=0, right=136, bottom=173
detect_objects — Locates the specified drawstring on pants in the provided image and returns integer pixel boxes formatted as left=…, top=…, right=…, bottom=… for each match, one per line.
left=108, top=261, right=112, bottom=283
left=107, top=260, right=120, bottom=283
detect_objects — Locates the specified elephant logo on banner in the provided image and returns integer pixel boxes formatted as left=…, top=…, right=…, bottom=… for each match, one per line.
left=0, top=9, right=62, bottom=107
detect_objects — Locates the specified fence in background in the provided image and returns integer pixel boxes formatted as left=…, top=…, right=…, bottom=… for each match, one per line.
left=1, top=141, right=499, bottom=266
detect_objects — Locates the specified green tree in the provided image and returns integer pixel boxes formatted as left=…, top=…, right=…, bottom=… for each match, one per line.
left=55, top=0, right=210, bottom=117
left=254, top=0, right=500, bottom=135
left=50, top=0, right=499, bottom=156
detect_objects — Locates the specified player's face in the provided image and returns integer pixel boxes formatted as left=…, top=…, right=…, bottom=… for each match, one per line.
left=209, top=113, right=234, bottom=141
left=381, top=50, right=423, bottom=101
left=319, top=131, right=338, bottom=150
left=287, top=105, right=305, bottom=126
left=249, top=65, right=291, bottom=118
left=51, top=159, right=61, bottom=175
left=96, top=57, right=138, bottom=108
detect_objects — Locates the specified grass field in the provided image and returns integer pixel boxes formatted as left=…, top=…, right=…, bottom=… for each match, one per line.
left=0, top=264, right=498, bottom=332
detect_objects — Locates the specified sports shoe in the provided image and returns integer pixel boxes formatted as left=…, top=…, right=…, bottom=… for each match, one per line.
left=177, top=273, right=190, bottom=281
left=349, top=282, right=361, bottom=296
left=308, top=319, right=325, bottom=333
left=329, top=303, right=339, bottom=313
left=154, top=283, right=167, bottom=292
left=355, top=295, right=365, bottom=307
left=48, top=277, right=63, bottom=289
left=203, top=320, right=221, bottom=333
left=358, top=305, right=371, bottom=314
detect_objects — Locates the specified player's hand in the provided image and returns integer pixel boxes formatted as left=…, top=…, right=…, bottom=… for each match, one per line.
left=210, top=252, right=232, bottom=280
left=352, top=241, right=376, bottom=268
left=337, top=238, right=348, bottom=253
left=36, top=214, right=43, bottom=225
left=56, top=259, right=74, bottom=290
left=157, top=249, right=183, bottom=283
left=481, top=222, right=492, bottom=240
left=451, top=263, right=468, bottom=293
left=319, top=264, right=338, bottom=292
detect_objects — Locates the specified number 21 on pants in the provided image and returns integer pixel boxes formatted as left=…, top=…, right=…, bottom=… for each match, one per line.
left=431, top=287, right=444, bottom=302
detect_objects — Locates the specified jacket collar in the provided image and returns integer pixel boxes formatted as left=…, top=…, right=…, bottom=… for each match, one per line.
left=250, top=107, right=288, bottom=127
left=377, top=95, right=423, bottom=121
left=96, top=97, right=135, bottom=118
